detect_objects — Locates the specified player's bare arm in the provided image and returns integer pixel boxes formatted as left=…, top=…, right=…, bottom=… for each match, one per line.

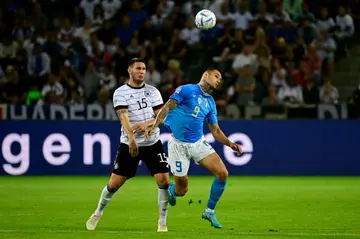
left=209, top=123, right=242, bottom=155
left=151, top=107, right=166, bottom=125
left=132, top=120, right=154, bottom=133
left=145, top=99, right=177, bottom=139
left=154, top=99, right=177, bottom=126
left=116, top=109, right=138, bottom=157
left=156, top=99, right=177, bottom=124
left=132, top=108, right=162, bottom=133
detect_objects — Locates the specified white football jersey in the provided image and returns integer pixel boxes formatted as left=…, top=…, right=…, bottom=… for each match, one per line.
left=113, top=84, right=163, bottom=146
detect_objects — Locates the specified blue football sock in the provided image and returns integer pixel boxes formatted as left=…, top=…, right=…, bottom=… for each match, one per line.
left=206, top=178, right=227, bottom=210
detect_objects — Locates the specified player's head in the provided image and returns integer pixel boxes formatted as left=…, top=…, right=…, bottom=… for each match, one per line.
left=201, top=68, right=222, bottom=89
left=128, top=58, right=146, bottom=85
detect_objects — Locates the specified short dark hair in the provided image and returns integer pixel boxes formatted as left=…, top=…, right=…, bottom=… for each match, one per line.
left=128, top=58, right=145, bottom=67
left=206, top=67, right=220, bottom=73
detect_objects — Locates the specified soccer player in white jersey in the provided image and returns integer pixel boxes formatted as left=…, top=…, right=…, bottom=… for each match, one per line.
left=86, top=58, right=170, bottom=232
left=145, top=68, right=242, bottom=228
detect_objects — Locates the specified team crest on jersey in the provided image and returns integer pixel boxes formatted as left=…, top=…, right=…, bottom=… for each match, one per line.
left=198, top=97, right=202, bottom=104
left=205, top=100, right=209, bottom=107
left=175, top=87, right=181, bottom=94
left=145, top=90, right=151, bottom=97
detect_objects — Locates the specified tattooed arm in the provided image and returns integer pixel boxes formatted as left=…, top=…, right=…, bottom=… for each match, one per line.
left=116, top=109, right=135, bottom=141
left=152, top=99, right=178, bottom=128
left=144, top=99, right=178, bottom=139
left=132, top=108, right=162, bottom=134
left=145, top=108, right=162, bottom=127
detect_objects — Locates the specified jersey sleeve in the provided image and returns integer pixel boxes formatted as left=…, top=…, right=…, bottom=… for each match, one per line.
left=206, top=98, right=218, bottom=124
left=113, top=90, right=127, bottom=111
left=151, top=89, right=164, bottom=110
left=170, top=85, right=191, bottom=105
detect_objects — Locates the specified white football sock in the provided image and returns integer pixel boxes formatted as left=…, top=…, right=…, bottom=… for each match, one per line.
left=94, top=186, right=115, bottom=216
left=158, top=188, right=168, bottom=224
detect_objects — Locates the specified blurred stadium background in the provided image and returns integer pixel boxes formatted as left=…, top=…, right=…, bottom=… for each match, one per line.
left=0, top=0, right=359, bottom=238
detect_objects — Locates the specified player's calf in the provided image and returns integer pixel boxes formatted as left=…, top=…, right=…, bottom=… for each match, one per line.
left=201, top=174, right=227, bottom=229
left=174, top=185, right=188, bottom=196
left=154, top=173, right=170, bottom=228
left=96, top=184, right=117, bottom=217
left=197, top=152, right=228, bottom=229
left=168, top=176, right=188, bottom=206
left=207, top=163, right=228, bottom=213
left=174, top=175, right=188, bottom=196
left=157, top=184, right=169, bottom=230
left=94, top=175, right=126, bottom=217
left=86, top=184, right=117, bottom=231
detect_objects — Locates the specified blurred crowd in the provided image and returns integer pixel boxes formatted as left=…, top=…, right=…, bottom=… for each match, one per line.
left=210, top=0, right=357, bottom=107
left=0, top=0, right=358, bottom=109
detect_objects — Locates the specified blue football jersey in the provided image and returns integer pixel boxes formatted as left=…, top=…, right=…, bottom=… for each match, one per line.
left=164, top=84, right=218, bottom=143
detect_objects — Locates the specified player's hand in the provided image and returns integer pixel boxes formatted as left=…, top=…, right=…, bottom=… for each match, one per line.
left=132, top=123, right=147, bottom=134
left=229, top=142, right=242, bottom=156
left=144, top=125, right=156, bottom=140
left=129, top=139, right=139, bottom=158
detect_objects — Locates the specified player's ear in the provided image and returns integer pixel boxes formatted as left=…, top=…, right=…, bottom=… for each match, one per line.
left=127, top=67, right=131, bottom=74
left=203, top=71, right=209, bottom=79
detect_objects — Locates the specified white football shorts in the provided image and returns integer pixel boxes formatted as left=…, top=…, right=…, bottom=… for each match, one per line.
left=167, top=136, right=215, bottom=177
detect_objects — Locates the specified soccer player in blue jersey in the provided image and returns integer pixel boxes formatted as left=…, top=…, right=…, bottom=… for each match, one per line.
left=145, top=68, right=242, bottom=228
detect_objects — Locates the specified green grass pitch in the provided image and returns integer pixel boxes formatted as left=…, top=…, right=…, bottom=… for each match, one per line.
left=0, top=176, right=359, bottom=239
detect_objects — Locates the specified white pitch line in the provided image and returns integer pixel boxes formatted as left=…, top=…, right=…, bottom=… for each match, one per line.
left=0, top=229, right=359, bottom=237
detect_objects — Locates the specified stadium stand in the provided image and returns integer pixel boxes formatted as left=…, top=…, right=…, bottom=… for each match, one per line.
left=0, top=0, right=358, bottom=119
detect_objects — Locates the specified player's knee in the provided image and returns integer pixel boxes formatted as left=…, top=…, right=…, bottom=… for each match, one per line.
left=108, top=175, right=127, bottom=192
left=155, top=174, right=170, bottom=187
left=107, top=182, right=121, bottom=193
left=108, top=181, right=123, bottom=192
left=215, top=169, right=229, bottom=181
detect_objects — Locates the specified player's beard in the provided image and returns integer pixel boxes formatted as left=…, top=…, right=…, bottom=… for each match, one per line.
left=203, top=80, right=215, bottom=93
left=131, top=72, right=144, bottom=86
left=133, top=79, right=144, bottom=85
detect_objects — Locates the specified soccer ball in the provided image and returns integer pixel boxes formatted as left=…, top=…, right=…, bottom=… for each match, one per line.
left=195, top=9, right=216, bottom=30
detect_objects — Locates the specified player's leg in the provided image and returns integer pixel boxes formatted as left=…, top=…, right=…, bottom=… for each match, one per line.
left=199, top=152, right=228, bottom=209
left=93, top=174, right=127, bottom=217
left=172, top=175, right=188, bottom=197
left=198, top=153, right=228, bottom=228
left=167, top=137, right=191, bottom=206
left=167, top=174, right=189, bottom=207
left=86, top=144, right=139, bottom=230
left=153, top=172, right=170, bottom=232
left=192, top=139, right=228, bottom=228
left=86, top=175, right=128, bottom=230
left=141, top=140, right=171, bottom=232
